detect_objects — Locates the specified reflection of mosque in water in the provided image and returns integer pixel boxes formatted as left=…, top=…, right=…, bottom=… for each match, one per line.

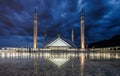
left=32, top=53, right=85, bottom=76
left=0, top=53, right=120, bottom=76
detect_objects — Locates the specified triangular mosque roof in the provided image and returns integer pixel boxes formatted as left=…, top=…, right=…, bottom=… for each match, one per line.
left=43, top=37, right=76, bottom=48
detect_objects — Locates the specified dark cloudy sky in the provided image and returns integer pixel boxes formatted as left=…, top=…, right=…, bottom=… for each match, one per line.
left=0, top=0, right=120, bottom=48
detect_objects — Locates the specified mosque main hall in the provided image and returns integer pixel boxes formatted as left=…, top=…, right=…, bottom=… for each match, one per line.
left=33, top=9, right=85, bottom=51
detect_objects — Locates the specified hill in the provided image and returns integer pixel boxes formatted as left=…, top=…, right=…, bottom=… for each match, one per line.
left=89, top=34, right=120, bottom=48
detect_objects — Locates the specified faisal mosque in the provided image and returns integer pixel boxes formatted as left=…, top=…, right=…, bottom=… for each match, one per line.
left=33, top=8, right=85, bottom=51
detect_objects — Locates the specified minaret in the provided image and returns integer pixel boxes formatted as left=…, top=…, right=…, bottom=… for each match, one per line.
left=71, top=29, right=74, bottom=42
left=33, top=8, right=37, bottom=49
left=81, top=9, right=85, bottom=50
left=44, top=31, right=47, bottom=41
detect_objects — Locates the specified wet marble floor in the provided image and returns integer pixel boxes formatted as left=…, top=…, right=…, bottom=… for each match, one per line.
left=0, top=52, right=120, bottom=76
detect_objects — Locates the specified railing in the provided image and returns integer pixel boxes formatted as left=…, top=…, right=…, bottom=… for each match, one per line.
left=89, top=46, right=120, bottom=51
left=0, top=46, right=120, bottom=53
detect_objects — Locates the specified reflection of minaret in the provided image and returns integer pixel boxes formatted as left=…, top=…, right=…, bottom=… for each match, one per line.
left=33, top=8, right=37, bottom=49
left=80, top=53, right=85, bottom=76
left=81, top=9, right=85, bottom=49
left=33, top=53, right=38, bottom=76
left=71, top=29, right=74, bottom=42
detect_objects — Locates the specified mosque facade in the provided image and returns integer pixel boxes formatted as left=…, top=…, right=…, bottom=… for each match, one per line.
left=33, top=9, right=85, bottom=51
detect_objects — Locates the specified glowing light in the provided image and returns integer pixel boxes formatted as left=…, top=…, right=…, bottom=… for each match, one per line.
left=80, top=53, right=85, bottom=76
left=49, top=58, right=69, bottom=67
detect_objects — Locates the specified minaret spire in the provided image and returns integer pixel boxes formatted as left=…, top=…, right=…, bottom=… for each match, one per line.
left=35, top=8, right=37, bottom=13
left=71, top=29, right=74, bottom=42
left=33, top=8, right=37, bottom=49
left=81, top=8, right=85, bottom=50
left=82, top=8, right=84, bottom=15
left=58, top=34, right=61, bottom=38
left=44, top=31, right=47, bottom=41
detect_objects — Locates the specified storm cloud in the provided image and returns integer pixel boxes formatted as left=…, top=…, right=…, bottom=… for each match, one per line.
left=0, top=0, right=120, bottom=47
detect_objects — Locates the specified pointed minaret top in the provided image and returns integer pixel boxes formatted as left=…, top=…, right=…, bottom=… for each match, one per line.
left=82, top=8, right=84, bottom=15
left=58, top=34, right=61, bottom=38
left=44, top=31, right=47, bottom=41
left=82, top=8, right=83, bottom=12
left=81, top=8, right=84, bottom=21
left=34, top=8, right=37, bottom=13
